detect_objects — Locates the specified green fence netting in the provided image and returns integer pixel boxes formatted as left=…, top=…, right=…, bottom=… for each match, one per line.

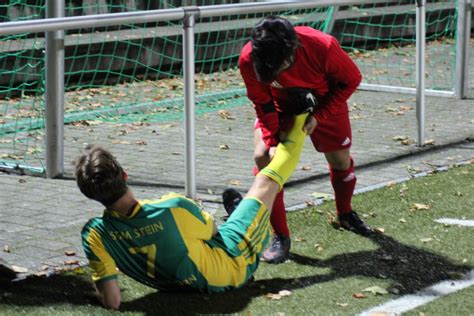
left=0, top=1, right=460, bottom=174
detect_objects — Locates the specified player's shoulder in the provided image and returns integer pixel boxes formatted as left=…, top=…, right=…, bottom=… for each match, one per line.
left=295, top=26, right=334, bottom=47
left=141, top=193, right=200, bottom=211
left=81, top=217, right=104, bottom=239
left=239, top=41, right=253, bottom=65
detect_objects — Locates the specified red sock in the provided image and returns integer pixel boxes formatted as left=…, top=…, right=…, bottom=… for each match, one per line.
left=270, top=190, right=290, bottom=237
left=329, top=158, right=356, bottom=216
left=253, top=166, right=290, bottom=237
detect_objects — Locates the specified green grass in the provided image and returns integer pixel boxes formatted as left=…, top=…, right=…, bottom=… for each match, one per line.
left=1, top=163, right=473, bottom=315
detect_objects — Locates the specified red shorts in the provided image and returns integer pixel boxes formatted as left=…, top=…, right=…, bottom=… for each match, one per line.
left=255, top=111, right=352, bottom=153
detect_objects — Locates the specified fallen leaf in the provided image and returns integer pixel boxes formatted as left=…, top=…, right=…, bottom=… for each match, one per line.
left=315, top=245, right=324, bottom=252
left=301, top=165, right=311, bottom=171
left=399, top=218, right=407, bottom=223
left=1, top=154, right=23, bottom=160
left=294, top=237, right=306, bottom=242
left=393, top=135, right=408, bottom=141
left=219, top=144, right=230, bottom=150
left=411, top=203, right=431, bottom=211
left=406, top=166, right=421, bottom=173
left=207, top=188, right=214, bottom=194
left=362, top=286, right=389, bottom=295
left=327, top=211, right=340, bottom=229
left=386, top=181, right=397, bottom=188
left=353, top=293, right=367, bottom=299
left=228, top=179, right=241, bottom=186
left=310, top=192, right=332, bottom=200
left=336, top=303, right=348, bottom=307
left=424, top=139, right=435, bottom=145
left=374, top=227, right=385, bottom=234
left=3, top=245, right=10, bottom=253
left=135, top=140, right=147, bottom=145
left=266, top=290, right=292, bottom=300
left=11, top=265, right=28, bottom=273
left=420, top=238, right=433, bottom=243
left=35, top=271, right=48, bottom=277
left=64, top=260, right=80, bottom=265
left=65, top=251, right=76, bottom=256
left=278, top=290, right=291, bottom=297
left=218, top=110, right=234, bottom=120
left=304, top=200, right=315, bottom=206
left=111, top=140, right=130, bottom=145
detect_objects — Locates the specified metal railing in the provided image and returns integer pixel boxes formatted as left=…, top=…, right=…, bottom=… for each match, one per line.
left=0, top=0, right=471, bottom=198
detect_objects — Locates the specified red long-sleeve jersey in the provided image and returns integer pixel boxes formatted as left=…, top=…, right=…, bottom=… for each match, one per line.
left=239, top=26, right=362, bottom=149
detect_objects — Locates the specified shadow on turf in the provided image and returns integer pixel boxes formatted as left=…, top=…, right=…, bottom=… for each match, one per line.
left=1, top=233, right=471, bottom=315
left=289, top=233, right=472, bottom=294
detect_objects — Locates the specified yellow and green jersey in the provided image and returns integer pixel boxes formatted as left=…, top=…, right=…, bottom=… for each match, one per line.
left=82, top=193, right=270, bottom=292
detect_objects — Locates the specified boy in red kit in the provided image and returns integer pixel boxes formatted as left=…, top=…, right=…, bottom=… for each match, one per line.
left=238, top=16, right=373, bottom=264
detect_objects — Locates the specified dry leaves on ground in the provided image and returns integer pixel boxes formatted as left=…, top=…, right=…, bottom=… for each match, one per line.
left=266, top=290, right=292, bottom=300
left=362, top=285, right=389, bottom=295
left=410, top=203, right=431, bottom=211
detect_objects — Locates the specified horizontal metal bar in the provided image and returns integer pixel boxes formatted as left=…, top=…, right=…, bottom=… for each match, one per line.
left=197, top=0, right=398, bottom=18
left=359, top=83, right=455, bottom=98
left=0, top=8, right=185, bottom=35
left=0, top=2, right=456, bottom=53
left=0, top=0, right=397, bottom=36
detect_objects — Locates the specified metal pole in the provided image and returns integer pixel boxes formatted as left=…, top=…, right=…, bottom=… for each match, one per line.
left=0, top=1, right=396, bottom=36
left=325, top=5, right=340, bottom=35
left=45, top=0, right=65, bottom=178
left=454, top=0, right=472, bottom=99
left=416, top=0, right=426, bottom=147
left=182, top=7, right=200, bottom=198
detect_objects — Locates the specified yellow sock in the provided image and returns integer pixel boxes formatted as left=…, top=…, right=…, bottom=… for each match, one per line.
left=259, top=113, right=308, bottom=188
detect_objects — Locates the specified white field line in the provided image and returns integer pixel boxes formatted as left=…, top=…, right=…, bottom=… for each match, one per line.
left=435, top=218, right=474, bottom=227
left=357, top=270, right=474, bottom=316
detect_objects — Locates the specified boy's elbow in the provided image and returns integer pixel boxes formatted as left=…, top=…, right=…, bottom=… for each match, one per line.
left=103, top=297, right=121, bottom=310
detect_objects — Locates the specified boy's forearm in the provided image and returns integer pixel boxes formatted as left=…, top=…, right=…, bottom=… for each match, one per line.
left=94, top=280, right=121, bottom=310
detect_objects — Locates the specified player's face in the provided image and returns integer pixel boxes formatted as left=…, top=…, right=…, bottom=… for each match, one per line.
left=276, top=54, right=295, bottom=75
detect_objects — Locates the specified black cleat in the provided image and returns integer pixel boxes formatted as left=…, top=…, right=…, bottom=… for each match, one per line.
left=222, top=188, right=243, bottom=217
left=338, top=210, right=373, bottom=236
left=262, top=234, right=291, bottom=264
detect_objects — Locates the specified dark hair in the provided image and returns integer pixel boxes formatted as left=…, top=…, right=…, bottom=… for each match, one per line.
left=74, top=144, right=127, bottom=206
left=251, top=16, right=298, bottom=83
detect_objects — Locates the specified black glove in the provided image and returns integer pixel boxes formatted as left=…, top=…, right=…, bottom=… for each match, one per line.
left=286, top=88, right=318, bottom=115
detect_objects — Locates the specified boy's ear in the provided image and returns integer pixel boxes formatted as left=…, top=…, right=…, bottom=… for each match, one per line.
left=123, top=171, right=128, bottom=180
